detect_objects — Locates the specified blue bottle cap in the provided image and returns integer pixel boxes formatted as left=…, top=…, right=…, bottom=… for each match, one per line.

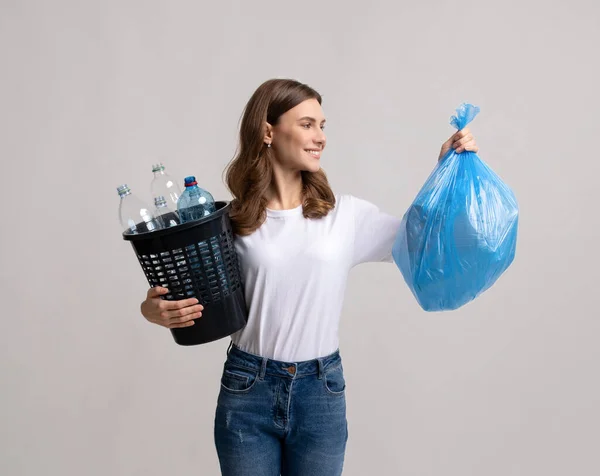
left=184, top=176, right=197, bottom=186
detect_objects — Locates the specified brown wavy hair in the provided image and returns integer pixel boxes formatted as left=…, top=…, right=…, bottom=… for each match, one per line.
left=223, top=78, right=336, bottom=236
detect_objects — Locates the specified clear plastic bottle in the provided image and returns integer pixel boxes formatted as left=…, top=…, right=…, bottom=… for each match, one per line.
left=150, top=162, right=182, bottom=209
left=154, top=195, right=180, bottom=228
left=177, top=176, right=216, bottom=223
left=117, top=184, right=162, bottom=234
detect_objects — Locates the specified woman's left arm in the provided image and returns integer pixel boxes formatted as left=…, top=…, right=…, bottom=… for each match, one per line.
left=350, top=129, right=481, bottom=267
left=350, top=195, right=402, bottom=267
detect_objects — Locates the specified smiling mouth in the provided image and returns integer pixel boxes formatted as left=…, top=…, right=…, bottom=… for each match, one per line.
left=305, top=149, right=321, bottom=159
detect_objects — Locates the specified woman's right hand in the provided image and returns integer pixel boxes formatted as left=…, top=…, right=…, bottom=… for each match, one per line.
left=140, top=286, right=204, bottom=329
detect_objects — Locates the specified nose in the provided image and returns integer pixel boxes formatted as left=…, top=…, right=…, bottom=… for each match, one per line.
left=315, top=130, right=326, bottom=148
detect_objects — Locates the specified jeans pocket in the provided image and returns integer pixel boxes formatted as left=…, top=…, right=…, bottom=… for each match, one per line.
left=220, top=364, right=259, bottom=394
left=324, top=365, right=346, bottom=395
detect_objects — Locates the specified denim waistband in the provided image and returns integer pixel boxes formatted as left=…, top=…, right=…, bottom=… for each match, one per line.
left=226, top=342, right=342, bottom=379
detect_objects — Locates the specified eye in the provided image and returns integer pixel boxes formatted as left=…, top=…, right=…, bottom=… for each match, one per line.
left=302, top=123, right=326, bottom=130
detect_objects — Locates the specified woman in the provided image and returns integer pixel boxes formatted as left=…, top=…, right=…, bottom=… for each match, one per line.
left=140, top=78, right=479, bottom=475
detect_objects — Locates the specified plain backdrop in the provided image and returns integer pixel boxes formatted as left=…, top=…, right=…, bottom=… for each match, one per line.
left=1, top=0, right=599, bottom=475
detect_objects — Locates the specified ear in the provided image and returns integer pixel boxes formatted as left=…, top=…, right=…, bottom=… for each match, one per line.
left=263, top=122, right=273, bottom=144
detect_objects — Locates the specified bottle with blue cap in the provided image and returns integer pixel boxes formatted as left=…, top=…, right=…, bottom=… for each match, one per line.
left=177, top=176, right=216, bottom=223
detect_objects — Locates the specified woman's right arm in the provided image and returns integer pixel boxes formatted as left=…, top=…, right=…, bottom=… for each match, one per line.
left=140, top=286, right=204, bottom=329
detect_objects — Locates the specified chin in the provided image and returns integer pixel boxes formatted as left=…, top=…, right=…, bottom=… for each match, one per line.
left=301, top=162, right=322, bottom=173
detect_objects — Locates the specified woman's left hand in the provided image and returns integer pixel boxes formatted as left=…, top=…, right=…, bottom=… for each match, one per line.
left=438, top=127, right=479, bottom=161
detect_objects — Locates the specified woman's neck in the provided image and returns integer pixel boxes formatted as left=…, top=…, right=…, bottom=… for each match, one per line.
left=266, top=166, right=303, bottom=210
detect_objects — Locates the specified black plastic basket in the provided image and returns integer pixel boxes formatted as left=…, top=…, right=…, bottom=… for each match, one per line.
left=123, top=201, right=247, bottom=346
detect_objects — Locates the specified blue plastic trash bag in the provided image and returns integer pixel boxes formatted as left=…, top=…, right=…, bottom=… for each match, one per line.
left=392, top=103, right=518, bottom=311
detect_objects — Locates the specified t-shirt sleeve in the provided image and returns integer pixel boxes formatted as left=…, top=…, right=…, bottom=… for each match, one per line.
left=349, top=194, right=403, bottom=267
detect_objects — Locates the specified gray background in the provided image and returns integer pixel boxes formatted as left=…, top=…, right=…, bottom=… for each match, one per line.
left=2, top=0, right=599, bottom=474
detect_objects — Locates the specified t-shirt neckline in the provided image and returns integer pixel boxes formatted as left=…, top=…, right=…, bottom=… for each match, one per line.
left=266, top=204, right=303, bottom=218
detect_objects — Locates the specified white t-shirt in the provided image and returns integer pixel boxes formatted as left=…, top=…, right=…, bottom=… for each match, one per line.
left=231, top=194, right=402, bottom=362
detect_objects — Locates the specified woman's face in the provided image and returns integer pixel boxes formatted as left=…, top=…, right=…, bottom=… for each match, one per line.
left=268, top=98, right=327, bottom=173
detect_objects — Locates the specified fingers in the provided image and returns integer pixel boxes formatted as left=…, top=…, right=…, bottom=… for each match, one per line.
left=160, top=297, right=201, bottom=310
left=149, top=305, right=204, bottom=329
left=453, top=127, right=470, bottom=139
left=167, top=310, right=203, bottom=327
left=445, top=128, right=471, bottom=149
left=160, top=304, right=204, bottom=320
left=453, top=134, right=472, bottom=148
left=452, top=129, right=478, bottom=153
left=455, top=141, right=478, bottom=153
left=144, top=287, right=206, bottom=328
left=168, top=320, right=197, bottom=329
left=147, top=286, right=169, bottom=298
left=450, top=128, right=470, bottom=143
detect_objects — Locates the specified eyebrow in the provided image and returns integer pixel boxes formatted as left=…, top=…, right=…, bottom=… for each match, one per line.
left=298, top=116, right=326, bottom=123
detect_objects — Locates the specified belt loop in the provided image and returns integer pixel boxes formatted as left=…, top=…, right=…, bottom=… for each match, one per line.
left=259, top=357, right=268, bottom=380
left=317, top=358, right=325, bottom=380
left=226, top=340, right=233, bottom=355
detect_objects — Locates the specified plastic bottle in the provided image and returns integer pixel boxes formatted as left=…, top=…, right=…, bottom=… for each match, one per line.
left=177, top=177, right=225, bottom=291
left=177, top=176, right=216, bottom=223
left=117, top=184, right=162, bottom=234
left=154, top=195, right=180, bottom=228
left=150, top=162, right=182, bottom=209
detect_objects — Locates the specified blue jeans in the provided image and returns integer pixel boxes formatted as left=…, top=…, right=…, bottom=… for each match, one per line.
left=214, top=343, right=348, bottom=475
